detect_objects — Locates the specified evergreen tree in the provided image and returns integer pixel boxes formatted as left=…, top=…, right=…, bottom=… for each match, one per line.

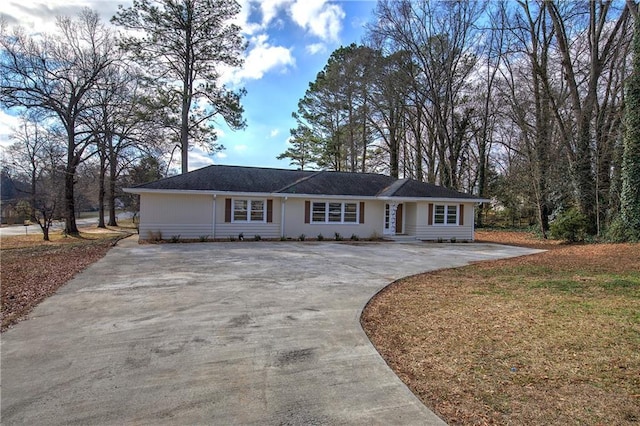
left=113, top=0, right=246, bottom=174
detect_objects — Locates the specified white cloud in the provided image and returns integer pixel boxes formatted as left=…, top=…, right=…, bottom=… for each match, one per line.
left=306, top=42, right=326, bottom=55
left=188, top=149, right=215, bottom=171
left=234, top=144, right=248, bottom=153
left=229, top=34, right=294, bottom=84
left=2, top=0, right=124, bottom=33
left=259, top=0, right=292, bottom=27
left=269, top=129, right=280, bottom=138
left=216, top=152, right=228, bottom=159
left=0, top=110, right=21, bottom=148
left=289, top=0, right=344, bottom=42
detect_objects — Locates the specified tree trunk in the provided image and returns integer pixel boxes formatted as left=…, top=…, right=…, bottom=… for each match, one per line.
left=98, top=152, right=106, bottom=228
left=65, top=130, right=79, bottom=235
left=108, top=142, right=118, bottom=227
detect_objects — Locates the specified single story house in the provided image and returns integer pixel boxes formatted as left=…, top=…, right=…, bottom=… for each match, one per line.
left=124, top=165, right=486, bottom=242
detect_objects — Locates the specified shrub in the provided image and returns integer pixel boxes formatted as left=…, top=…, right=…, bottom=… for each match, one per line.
left=298, top=234, right=306, bottom=241
left=334, top=232, right=342, bottom=241
left=550, top=208, right=589, bottom=242
left=228, top=235, right=236, bottom=242
left=169, top=235, right=181, bottom=243
left=238, top=232, right=244, bottom=241
left=147, top=230, right=163, bottom=242
left=317, top=233, right=324, bottom=241
left=253, top=235, right=261, bottom=241
left=605, top=217, right=639, bottom=243
left=350, top=234, right=359, bottom=241
left=280, top=235, right=287, bottom=241
left=198, top=235, right=209, bottom=242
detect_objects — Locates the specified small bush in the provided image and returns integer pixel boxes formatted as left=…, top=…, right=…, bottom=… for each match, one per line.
left=550, top=208, right=589, bottom=242
left=280, top=235, right=287, bottom=241
left=450, top=237, right=457, bottom=243
left=228, top=235, right=236, bottom=242
left=350, top=234, right=359, bottom=241
left=317, top=233, right=324, bottom=241
left=147, top=230, right=163, bottom=242
left=198, top=235, right=209, bottom=242
left=169, top=235, right=181, bottom=243
left=298, top=234, right=306, bottom=241
left=334, top=232, right=342, bottom=241
left=254, top=235, right=261, bottom=241
left=368, top=231, right=381, bottom=241
left=238, top=232, right=244, bottom=241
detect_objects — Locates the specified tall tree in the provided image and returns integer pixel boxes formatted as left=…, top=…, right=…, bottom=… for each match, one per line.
left=618, top=1, right=640, bottom=240
left=112, top=0, right=247, bottom=174
left=368, top=0, right=485, bottom=189
left=547, top=1, right=631, bottom=232
left=1, top=9, right=116, bottom=234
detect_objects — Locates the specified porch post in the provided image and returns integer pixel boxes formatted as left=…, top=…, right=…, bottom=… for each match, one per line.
left=388, top=202, right=398, bottom=236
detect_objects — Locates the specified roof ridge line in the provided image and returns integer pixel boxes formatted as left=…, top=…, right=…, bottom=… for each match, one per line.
left=275, top=170, right=324, bottom=193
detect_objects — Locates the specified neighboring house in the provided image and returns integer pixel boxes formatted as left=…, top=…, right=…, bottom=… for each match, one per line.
left=124, top=165, right=486, bottom=242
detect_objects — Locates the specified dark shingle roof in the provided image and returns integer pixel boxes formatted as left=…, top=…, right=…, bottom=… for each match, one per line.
left=134, top=165, right=312, bottom=192
left=134, top=165, right=479, bottom=200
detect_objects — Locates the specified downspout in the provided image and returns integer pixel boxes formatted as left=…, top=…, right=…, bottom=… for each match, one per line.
left=212, top=195, right=217, bottom=239
left=281, top=197, right=287, bottom=238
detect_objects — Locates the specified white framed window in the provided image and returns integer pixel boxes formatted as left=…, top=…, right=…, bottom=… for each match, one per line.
left=311, top=201, right=359, bottom=224
left=434, top=204, right=458, bottom=225
left=233, top=199, right=266, bottom=222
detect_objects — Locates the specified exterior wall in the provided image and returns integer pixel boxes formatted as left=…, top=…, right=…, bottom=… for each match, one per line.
left=413, top=201, right=476, bottom=241
left=404, top=203, right=417, bottom=236
left=138, top=192, right=477, bottom=242
left=283, top=198, right=385, bottom=240
left=214, top=196, right=281, bottom=240
left=139, top=193, right=214, bottom=240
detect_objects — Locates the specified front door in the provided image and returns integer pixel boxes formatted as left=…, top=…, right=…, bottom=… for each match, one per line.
left=395, top=204, right=403, bottom=234
left=384, top=203, right=403, bottom=235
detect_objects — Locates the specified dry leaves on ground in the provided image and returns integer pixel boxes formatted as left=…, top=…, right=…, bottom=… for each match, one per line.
left=1, top=231, right=128, bottom=331
left=362, top=231, right=640, bottom=425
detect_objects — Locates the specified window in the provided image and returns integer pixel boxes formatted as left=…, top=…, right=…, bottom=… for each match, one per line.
left=434, top=204, right=458, bottom=225
left=233, top=200, right=248, bottom=221
left=312, top=202, right=326, bottom=223
left=311, top=201, right=358, bottom=224
left=233, top=199, right=265, bottom=222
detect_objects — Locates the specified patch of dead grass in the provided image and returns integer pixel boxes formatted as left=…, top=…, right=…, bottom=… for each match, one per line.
left=362, top=232, right=640, bottom=425
left=1, top=226, right=132, bottom=331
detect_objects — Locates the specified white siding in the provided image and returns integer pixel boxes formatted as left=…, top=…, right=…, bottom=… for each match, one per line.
left=413, top=202, right=476, bottom=241
left=139, top=193, right=214, bottom=240
left=283, top=199, right=385, bottom=240
left=214, top=196, right=281, bottom=239
left=404, top=203, right=418, bottom=236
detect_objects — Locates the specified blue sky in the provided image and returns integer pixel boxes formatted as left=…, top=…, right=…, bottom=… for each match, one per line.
left=0, top=0, right=377, bottom=171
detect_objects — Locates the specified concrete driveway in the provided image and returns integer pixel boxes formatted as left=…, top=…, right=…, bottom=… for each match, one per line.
left=1, top=239, right=540, bottom=425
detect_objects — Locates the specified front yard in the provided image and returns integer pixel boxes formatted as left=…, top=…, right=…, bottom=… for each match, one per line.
left=1, top=228, right=132, bottom=331
left=362, top=230, right=640, bottom=425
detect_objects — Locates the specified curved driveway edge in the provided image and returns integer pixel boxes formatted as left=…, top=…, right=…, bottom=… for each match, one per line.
left=1, top=239, right=542, bottom=425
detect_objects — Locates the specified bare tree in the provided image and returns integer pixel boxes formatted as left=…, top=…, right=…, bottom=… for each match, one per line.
left=8, top=115, right=65, bottom=240
left=1, top=9, right=117, bottom=234
left=547, top=1, right=632, bottom=232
